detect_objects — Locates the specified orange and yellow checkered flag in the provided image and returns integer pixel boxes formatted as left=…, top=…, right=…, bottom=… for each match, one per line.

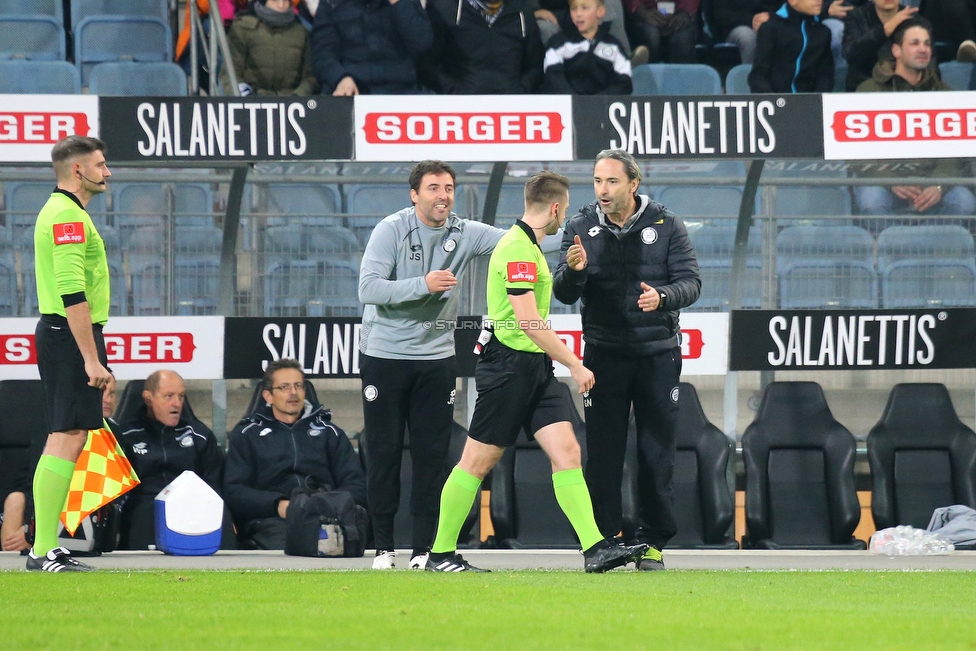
left=60, top=421, right=140, bottom=535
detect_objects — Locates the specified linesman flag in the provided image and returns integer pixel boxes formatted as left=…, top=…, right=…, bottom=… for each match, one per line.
left=60, top=421, right=140, bottom=535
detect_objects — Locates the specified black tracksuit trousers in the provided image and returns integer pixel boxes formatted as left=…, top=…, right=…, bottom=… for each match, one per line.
left=583, top=345, right=681, bottom=549
left=360, top=354, right=457, bottom=553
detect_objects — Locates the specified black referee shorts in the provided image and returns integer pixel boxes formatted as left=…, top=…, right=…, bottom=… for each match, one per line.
left=468, top=340, right=574, bottom=448
left=35, top=314, right=107, bottom=433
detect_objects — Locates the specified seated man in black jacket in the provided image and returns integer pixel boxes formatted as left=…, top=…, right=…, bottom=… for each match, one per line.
left=118, top=370, right=231, bottom=550
left=224, top=358, right=367, bottom=550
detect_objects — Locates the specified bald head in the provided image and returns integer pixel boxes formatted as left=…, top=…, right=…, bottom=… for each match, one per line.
left=143, top=370, right=186, bottom=427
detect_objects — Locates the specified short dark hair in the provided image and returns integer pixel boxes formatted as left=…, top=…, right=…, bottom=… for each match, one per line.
left=595, top=148, right=642, bottom=185
left=892, top=16, right=932, bottom=47
left=262, top=358, right=305, bottom=391
left=51, top=136, right=106, bottom=165
left=524, top=171, right=570, bottom=209
left=409, top=160, right=456, bottom=193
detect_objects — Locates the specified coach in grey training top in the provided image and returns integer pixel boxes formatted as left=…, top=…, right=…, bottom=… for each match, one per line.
left=358, top=160, right=505, bottom=569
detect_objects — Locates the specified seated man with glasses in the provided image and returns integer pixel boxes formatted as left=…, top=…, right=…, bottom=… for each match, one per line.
left=118, top=369, right=234, bottom=549
left=224, top=358, right=367, bottom=550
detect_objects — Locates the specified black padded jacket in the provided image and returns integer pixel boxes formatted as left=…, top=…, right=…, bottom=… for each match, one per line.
left=552, top=195, right=700, bottom=355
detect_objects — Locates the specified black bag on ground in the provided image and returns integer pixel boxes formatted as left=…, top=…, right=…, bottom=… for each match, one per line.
left=284, top=489, right=367, bottom=557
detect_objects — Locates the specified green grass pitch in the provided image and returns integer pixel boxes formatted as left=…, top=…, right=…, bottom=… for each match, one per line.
left=1, top=570, right=974, bottom=650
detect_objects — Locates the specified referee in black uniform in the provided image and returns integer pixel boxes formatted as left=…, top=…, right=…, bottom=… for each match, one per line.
left=553, top=149, right=701, bottom=571
left=26, top=136, right=113, bottom=572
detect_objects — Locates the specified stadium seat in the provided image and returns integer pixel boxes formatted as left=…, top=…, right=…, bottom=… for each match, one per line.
left=174, top=225, right=222, bottom=315
left=264, top=259, right=361, bottom=317
left=774, top=185, right=851, bottom=219
left=725, top=63, right=751, bottom=94
left=88, top=61, right=187, bottom=96
left=632, top=63, right=723, bottom=95
left=657, top=186, right=750, bottom=219
left=264, top=183, right=342, bottom=227
left=687, top=224, right=762, bottom=310
left=0, top=229, right=16, bottom=317
left=345, top=184, right=406, bottom=247
left=114, top=183, right=166, bottom=244
left=357, top=422, right=480, bottom=549
left=0, top=60, right=80, bottom=93
left=74, top=16, right=172, bottom=86
left=114, top=379, right=198, bottom=426
left=471, top=183, right=523, bottom=228
left=776, top=225, right=877, bottom=308
left=878, top=225, right=976, bottom=308
left=0, top=16, right=65, bottom=60
left=833, top=63, right=847, bottom=93
left=0, top=381, right=49, bottom=509
left=0, top=0, right=62, bottom=20
left=868, top=383, right=976, bottom=531
left=669, top=382, right=737, bottom=548
left=741, top=382, right=865, bottom=549
left=71, top=0, right=168, bottom=23
left=939, top=61, right=973, bottom=91
left=489, top=382, right=587, bottom=548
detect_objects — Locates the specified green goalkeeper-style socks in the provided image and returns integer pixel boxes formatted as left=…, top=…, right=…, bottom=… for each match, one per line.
left=31, top=454, right=76, bottom=557
left=552, top=467, right=605, bottom=552
left=431, top=466, right=482, bottom=554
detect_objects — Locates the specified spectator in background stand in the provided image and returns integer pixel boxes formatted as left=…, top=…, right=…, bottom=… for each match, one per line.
left=419, top=0, right=544, bottom=94
left=920, top=0, right=976, bottom=62
left=748, top=0, right=833, bottom=92
left=223, top=0, right=320, bottom=96
left=854, top=17, right=976, bottom=220
left=543, top=0, right=634, bottom=94
left=842, top=0, right=916, bottom=91
left=528, top=0, right=643, bottom=62
left=623, top=0, right=699, bottom=64
left=310, top=0, right=432, bottom=95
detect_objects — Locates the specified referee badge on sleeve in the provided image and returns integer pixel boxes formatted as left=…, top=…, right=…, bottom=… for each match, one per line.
left=507, top=262, right=537, bottom=283
left=54, top=222, right=86, bottom=245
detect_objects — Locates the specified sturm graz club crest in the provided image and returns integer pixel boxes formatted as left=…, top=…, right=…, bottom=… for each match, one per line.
left=364, top=385, right=378, bottom=402
left=443, top=239, right=457, bottom=253
left=670, top=386, right=679, bottom=403
left=641, top=227, right=658, bottom=244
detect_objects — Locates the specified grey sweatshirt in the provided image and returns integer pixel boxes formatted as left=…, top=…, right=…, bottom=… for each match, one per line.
left=359, top=207, right=505, bottom=360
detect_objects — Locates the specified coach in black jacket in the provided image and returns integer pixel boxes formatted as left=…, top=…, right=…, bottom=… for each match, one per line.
left=553, top=149, right=699, bottom=570
left=224, top=359, right=366, bottom=549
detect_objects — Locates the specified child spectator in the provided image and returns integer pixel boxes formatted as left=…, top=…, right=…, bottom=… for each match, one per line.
left=748, top=0, right=833, bottom=93
left=223, top=0, right=320, bottom=96
left=543, top=0, right=633, bottom=93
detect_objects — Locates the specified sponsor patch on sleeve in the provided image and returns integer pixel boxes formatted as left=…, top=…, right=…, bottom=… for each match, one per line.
left=507, top=261, right=537, bottom=283
left=53, top=222, right=86, bottom=245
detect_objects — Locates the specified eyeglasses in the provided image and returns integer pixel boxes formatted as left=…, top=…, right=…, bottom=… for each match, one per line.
left=271, top=382, right=305, bottom=394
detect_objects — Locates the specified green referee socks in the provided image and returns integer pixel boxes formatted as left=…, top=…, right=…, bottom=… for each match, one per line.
left=431, top=466, right=482, bottom=554
left=552, top=468, right=604, bottom=552
left=32, top=454, right=77, bottom=557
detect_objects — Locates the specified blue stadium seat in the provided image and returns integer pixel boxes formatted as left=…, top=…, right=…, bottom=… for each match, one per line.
left=174, top=225, right=222, bottom=315
left=346, top=184, right=407, bottom=246
left=777, top=225, right=877, bottom=308
left=0, top=0, right=62, bottom=21
left=725, top=63, right=751, bottom=94
left=0, top=60, right=80, bottom=93
left=74, top=16, right=172, bottom=85
left=263, top=223, right=362, bottom=272
left=5, top=183, right=108, bottom=247
left=833, top=63, right=847, bottom=93
left=71, top=0, right=168, bottom=23
left=88, top=61, right=187, bottom=96
left=264, top=183, right=342, bottom=226
left=0, top=228, right=15, bottom=317
left=127, top=225, right=164, bottom=315
left=632, top=63, right=723, bottom=95
left=264, top=260, right=361, bottom=317
left=657, top=186, right=750, bottom=219
left=0, top=16, right=65, bottom=60
left=939, top=61, right=975, bottom=91
left=174, top=183, right=214, bottom=226
left=878, top=225, right=976, bottom=308
left=774, top=186, right=851, bottom=218
left=114, top=183, right=166, bottom=244
left=688, top=224, right=762, bottom=310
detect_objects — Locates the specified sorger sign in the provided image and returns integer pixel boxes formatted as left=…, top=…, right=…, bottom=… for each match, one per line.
left=0, top=317, right=223, bottom=380
left=354, top=95, right=573, bottom=161
left=0, top=95, right=99, bottom=163
left=822, top=91, right=976, bottom=160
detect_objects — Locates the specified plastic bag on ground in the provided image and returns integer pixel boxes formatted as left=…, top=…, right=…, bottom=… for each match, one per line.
left=869, top=525, right=955, bottom=556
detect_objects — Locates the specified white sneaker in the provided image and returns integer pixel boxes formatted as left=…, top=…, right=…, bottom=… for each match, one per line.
left=408, top=553, right=429, bottom=569
left=371, top=550, right=397, bottom=569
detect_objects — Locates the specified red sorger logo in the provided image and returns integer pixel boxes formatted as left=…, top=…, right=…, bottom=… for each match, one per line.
left=831, top=109, right=976, bottom=142
left=507, top=262, right=537, bottom=283
left=0, top=112, right=92, bottom=144
left=681, top=329, right=705, bottom=360
left=1, top=333, right=197, bottom=365
left=53, top=222, right=85, bottom=245
left=363, top=112, right=564, bottom=144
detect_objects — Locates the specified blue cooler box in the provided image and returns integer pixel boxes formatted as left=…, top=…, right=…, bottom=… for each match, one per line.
left=154, top=470, right=223, bottom=556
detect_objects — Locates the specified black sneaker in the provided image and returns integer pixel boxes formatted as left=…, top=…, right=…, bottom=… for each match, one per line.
left=583, top=539, right=649, bottom=573
left=26, top=547, right=95, bottom=572
left=425, top=552, right=490, bottom=573
left=637, top=547, right=665, bottom=571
